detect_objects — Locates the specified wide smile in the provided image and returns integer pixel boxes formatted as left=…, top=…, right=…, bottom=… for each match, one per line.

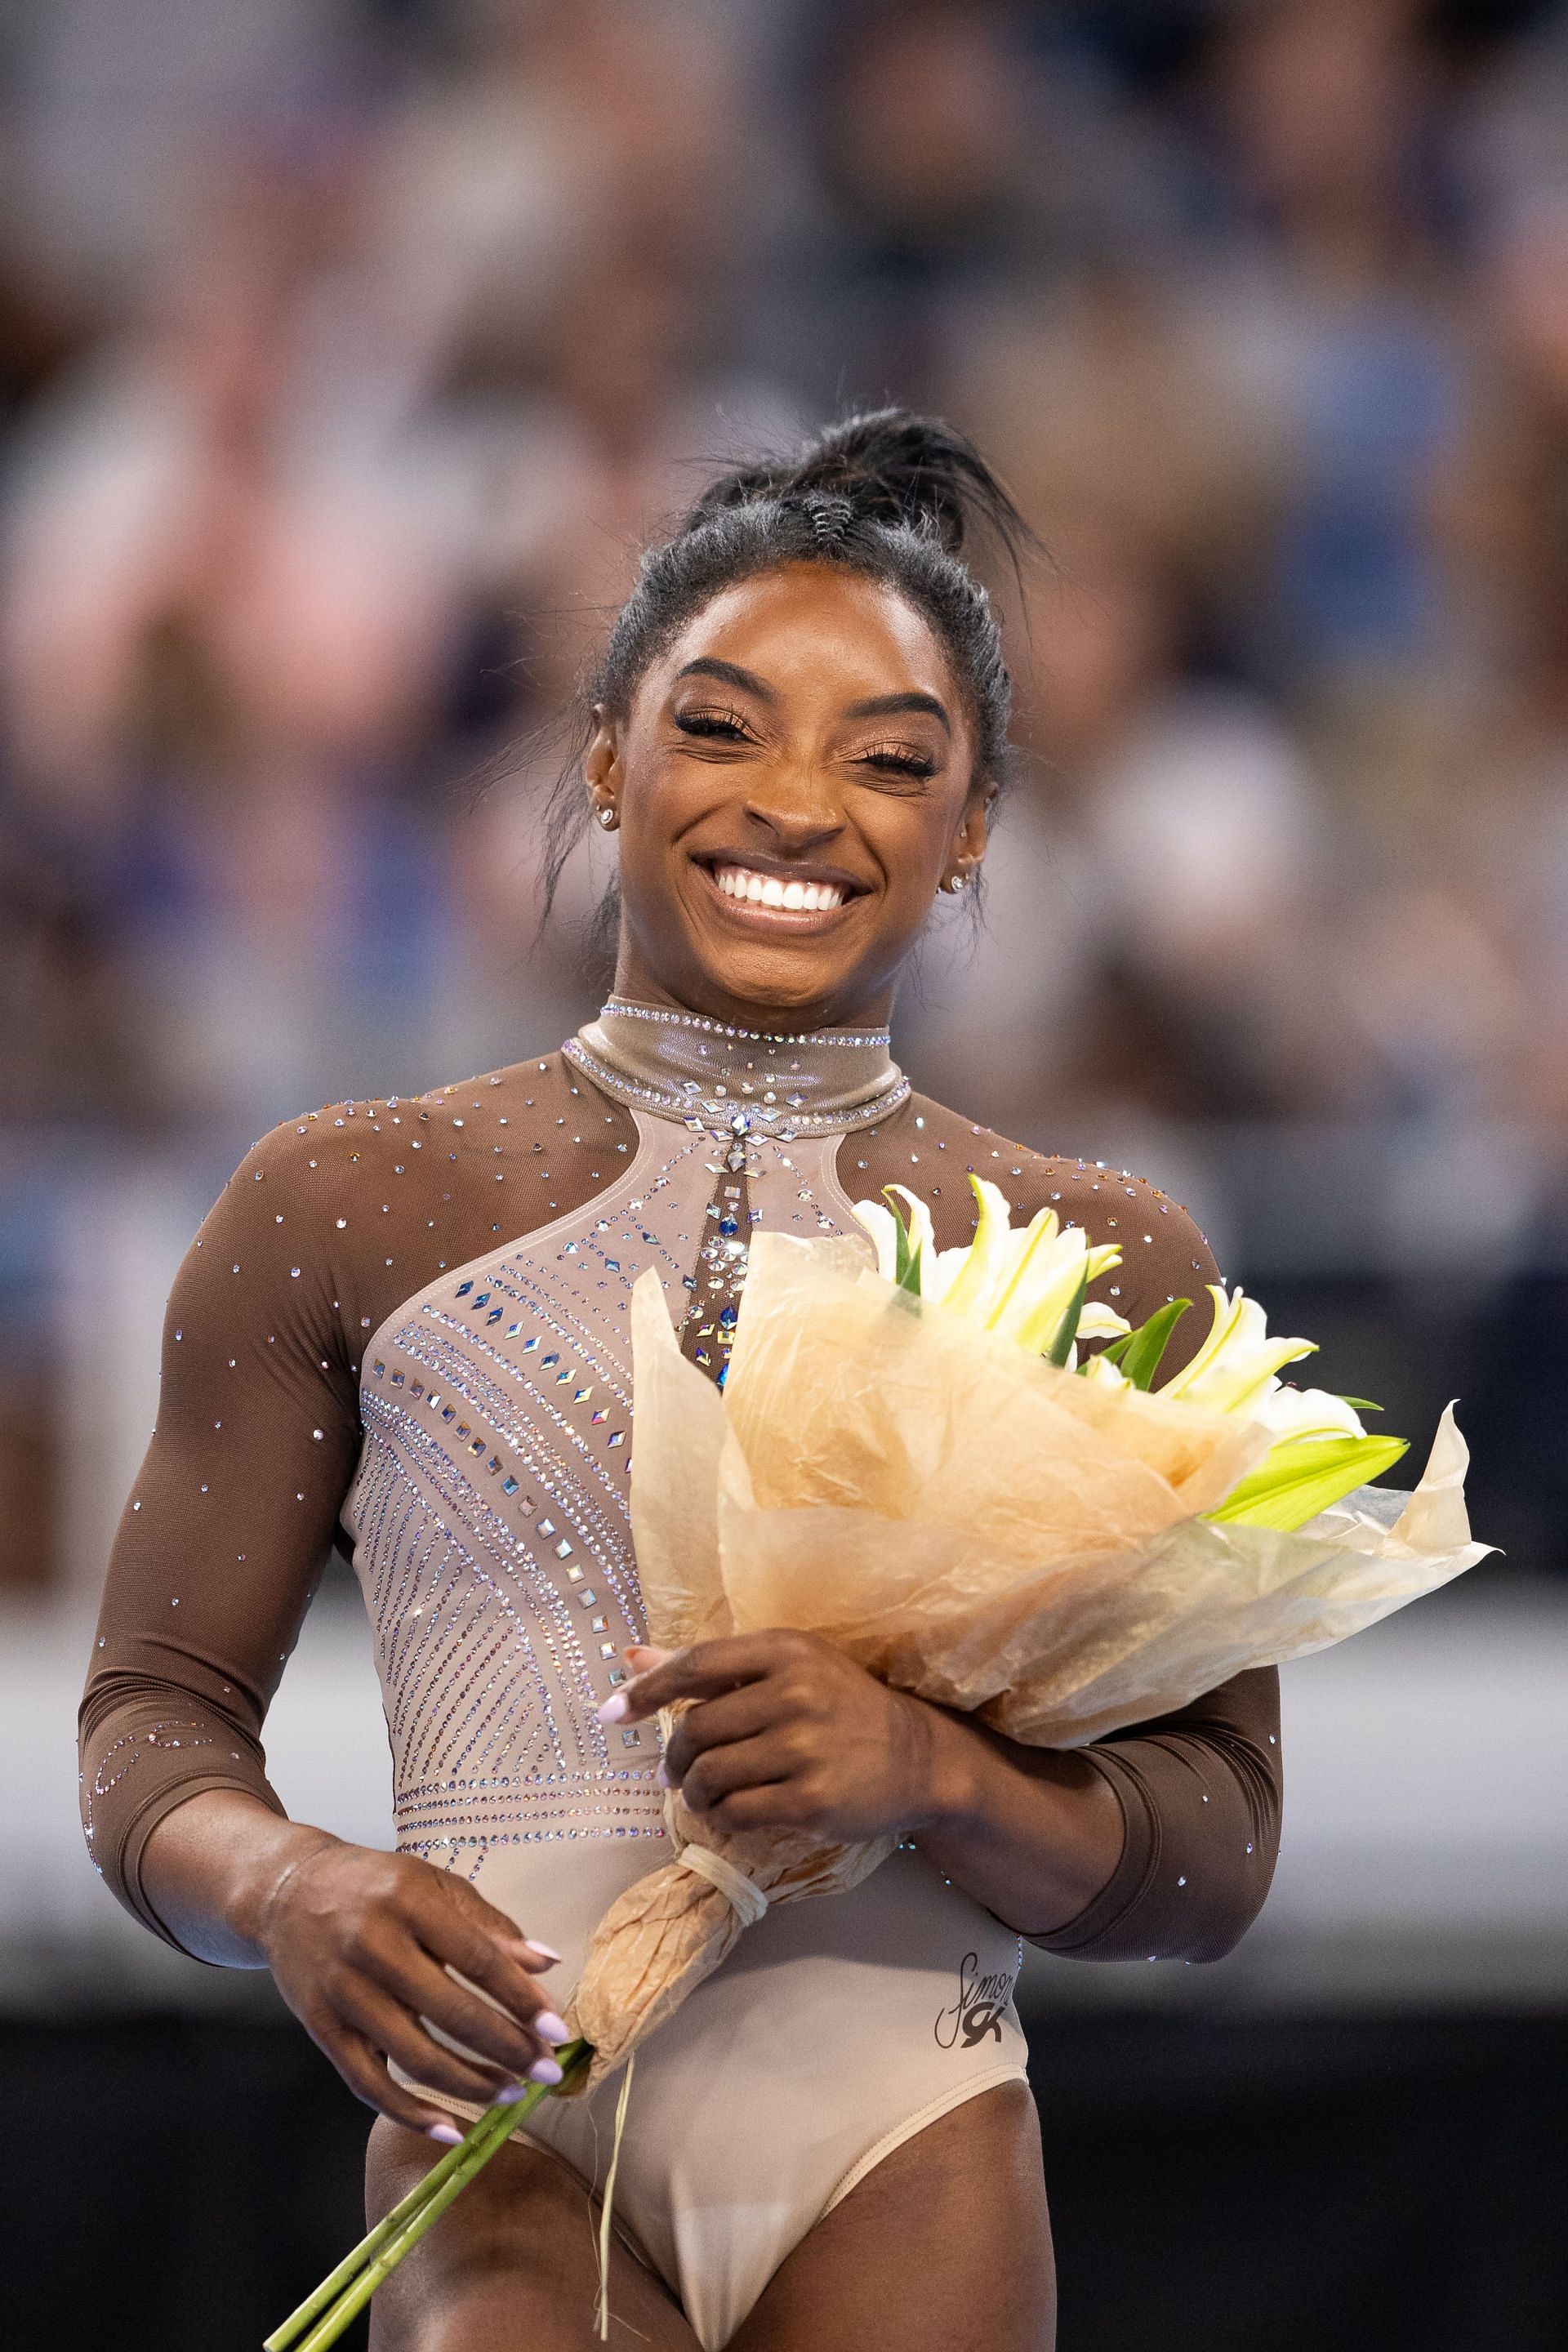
left=692, top=856, right=869, bottom=932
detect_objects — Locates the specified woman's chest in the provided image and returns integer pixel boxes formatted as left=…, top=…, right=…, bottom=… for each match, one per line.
left=340, top=1117, right=858, bottom=1794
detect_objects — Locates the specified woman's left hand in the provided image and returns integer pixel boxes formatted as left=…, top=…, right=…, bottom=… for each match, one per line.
left=601, top=1632, right=954, bottom=1844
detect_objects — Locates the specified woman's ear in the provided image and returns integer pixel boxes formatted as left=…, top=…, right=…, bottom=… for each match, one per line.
left=585, top=705, right=621, bottom=826
left=948, top=784, right=992, bottom=887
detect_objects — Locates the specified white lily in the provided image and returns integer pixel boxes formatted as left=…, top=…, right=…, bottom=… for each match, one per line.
left=1086, top=1327, right=1366, bottom=1435
left=851, top=1183, right=1410, bottom=1532
left=1158, top=1285, right=1317, bottom=1419
left=854, top=1191, right=1405, bottom=1532
left=853, top=1177, right=1129, bottom=1361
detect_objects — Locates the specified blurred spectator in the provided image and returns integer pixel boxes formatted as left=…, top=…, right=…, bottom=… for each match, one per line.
left=902, top=515, right=1325, bottom=1136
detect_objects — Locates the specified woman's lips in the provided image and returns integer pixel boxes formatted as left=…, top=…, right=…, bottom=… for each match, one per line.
left=693, top=858, right=864, bottom=928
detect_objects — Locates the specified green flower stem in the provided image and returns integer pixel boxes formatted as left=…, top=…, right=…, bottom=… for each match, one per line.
left=290, top=2089, right=548, bottom=2352
left=264, top=2112, right=490, bottom=2352
left=277, top=2042, right=590, bottom=2352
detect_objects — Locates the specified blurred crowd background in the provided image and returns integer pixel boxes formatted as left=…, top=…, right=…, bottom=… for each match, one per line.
left=9, top=0, right=1568, bottom=1592
left=5, top=6, right=1568, bottom=2347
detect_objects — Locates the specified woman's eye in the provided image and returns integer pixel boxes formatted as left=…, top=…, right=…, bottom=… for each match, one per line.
left=674, top=708, right=751, bottom=741
left=859, top=746, right=937, bottom=780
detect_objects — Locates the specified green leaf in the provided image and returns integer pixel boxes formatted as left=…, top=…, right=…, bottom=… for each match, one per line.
left=884, top=1189, right=922, bottom=1294
left=1045, top=1264, right=1089, bottom=1368
left=1335, top=1397, right=1383, bottom=1413
left=1116, top=1298, right=1192, bottom=1392
left=1207, top=1432, right=1410, bottom=1534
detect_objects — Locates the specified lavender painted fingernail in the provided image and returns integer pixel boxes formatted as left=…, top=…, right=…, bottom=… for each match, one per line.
left=427, top=2123, right=463, bottom=2145
left=524, top=1939, right=562, bottom=1964
left=653, top=1762, right=670, bottom=1789
left=528, top=2056, right=564, bottom=2086
left=597, top=1691, right=630, bottom=1723
left=496, top=2081, right=531, bottom=2105
left=534, top=2009, right=568, bottom=2045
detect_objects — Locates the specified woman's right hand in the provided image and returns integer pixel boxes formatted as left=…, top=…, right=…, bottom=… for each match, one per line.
left=141, top=1791, right=568, bottom=2141
left=250, top=1830, right=570, bottom=2139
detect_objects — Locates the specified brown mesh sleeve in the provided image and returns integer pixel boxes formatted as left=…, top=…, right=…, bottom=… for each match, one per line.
left=845, top=1094, right=1284, bottom=1962
left=78, top=1116, right=360, bottom=1945
left=1027, top=1668, right=1281, bottom=1962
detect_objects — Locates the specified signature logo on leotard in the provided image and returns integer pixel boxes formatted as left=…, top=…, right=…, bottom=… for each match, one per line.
left=933, top=1951, right=1014, bottom=2049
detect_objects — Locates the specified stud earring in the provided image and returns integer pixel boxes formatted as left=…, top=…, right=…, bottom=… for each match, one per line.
left=596, top=805, right=618, bottom=831
left=945, top=870, right=968, bottom=893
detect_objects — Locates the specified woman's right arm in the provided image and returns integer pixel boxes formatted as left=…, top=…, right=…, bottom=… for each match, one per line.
left=80, top=1116, right=569, bottom=2136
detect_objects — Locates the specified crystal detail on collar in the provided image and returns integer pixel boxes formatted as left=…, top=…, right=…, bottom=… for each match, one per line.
left=564, top=996, right=908, bottom=1140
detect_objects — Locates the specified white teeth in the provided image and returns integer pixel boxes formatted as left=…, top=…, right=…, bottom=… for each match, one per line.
left=711, top=864, right=845, bottom=913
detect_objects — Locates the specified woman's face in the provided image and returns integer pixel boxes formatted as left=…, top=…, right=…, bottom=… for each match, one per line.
left=587, top=563, right=988, bottom=1029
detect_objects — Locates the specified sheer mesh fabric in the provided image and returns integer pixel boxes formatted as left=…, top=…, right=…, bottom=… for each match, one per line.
left=80, top=1042, right=1279, bottom=1964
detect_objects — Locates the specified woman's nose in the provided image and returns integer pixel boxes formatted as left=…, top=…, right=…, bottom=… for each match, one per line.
left=742, top=776, right=844, bottom=850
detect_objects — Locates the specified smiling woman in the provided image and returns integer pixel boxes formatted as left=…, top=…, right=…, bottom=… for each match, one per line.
left=79, top=413, right=1281, bottom=2352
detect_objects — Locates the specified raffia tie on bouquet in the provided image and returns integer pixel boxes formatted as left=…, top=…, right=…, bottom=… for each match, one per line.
left=568, top=1758, right=893, bottom=2089
left=565, top=1235, right=1489, bottom=2090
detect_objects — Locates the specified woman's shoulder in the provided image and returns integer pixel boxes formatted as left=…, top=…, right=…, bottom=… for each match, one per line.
left=232, top=1047, right=590, bottom=1193
left=187, top=1048, right=605, bottom=1339
left=846, top=1089, right=1221, bottom=1365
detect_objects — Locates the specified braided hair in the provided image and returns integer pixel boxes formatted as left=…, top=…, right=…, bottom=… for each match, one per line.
left=540, top=408, right=1038, bottom=921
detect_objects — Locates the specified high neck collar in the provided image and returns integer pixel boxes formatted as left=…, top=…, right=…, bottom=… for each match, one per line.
left=564, top=994, right=908, bottom=1139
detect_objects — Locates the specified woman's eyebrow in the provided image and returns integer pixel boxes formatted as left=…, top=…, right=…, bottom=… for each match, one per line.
left=675, top=657, right=777, bottom=702
left=843, top=690, right=951, bottom=733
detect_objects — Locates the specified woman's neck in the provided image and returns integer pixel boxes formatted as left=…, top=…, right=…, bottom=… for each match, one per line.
left=565, top=993, right=907, bottom=1138
left=609, top=944, right=895, bottom=1042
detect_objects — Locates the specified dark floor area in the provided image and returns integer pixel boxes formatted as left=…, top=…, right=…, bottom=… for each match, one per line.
left=11, top=2006, right=1566, bottom=2350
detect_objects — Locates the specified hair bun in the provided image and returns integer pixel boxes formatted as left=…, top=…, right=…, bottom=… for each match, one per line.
left=692, top=408, right=1022, bottom=559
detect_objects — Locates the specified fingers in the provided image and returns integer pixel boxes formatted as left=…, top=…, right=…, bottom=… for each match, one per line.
left=678, top=1731, right=797, bottom=1817
left=366, top=1940, right=562, bottom=2082
left=691, top=1779, right=825, bottom=1833
left=323, top=2024, right=479, bottom=2140
left=662, top=1682, right=782, bottom=1781
left=416, top=1878, right=564, bottom=2039
left=330, top=2025, right=454, bottom=2133
left=333, top=1975, right=522, bottom=2110
left=604, top=1630, right=819, bottom=1724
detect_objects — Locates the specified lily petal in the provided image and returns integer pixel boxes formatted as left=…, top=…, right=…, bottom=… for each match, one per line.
left=850, top=1199, right=899, bottom=1283
left=941, top=1177, right=1015, bottom=1322
left=1163, top=1285, right=1316, bottom=1416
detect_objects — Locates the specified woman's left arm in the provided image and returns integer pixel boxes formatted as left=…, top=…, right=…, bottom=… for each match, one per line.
left=607, top=1640, right=1281, bottom=1962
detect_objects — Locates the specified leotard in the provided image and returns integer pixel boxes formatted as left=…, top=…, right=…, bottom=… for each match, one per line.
left=81, top=1000, right=1281, bottom=2349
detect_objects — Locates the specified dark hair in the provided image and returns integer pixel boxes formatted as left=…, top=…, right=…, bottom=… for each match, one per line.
left=539, top=408, right=1039, bottom=924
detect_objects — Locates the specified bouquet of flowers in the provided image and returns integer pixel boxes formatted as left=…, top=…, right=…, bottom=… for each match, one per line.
left=275, top=1180, right=1487, bottom=2345
left=566, top=1178, right=1487, bottom=2086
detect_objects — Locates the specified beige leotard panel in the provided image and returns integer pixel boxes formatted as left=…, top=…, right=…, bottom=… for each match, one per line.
left=80, top=1002, right=1281, bottom=2346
